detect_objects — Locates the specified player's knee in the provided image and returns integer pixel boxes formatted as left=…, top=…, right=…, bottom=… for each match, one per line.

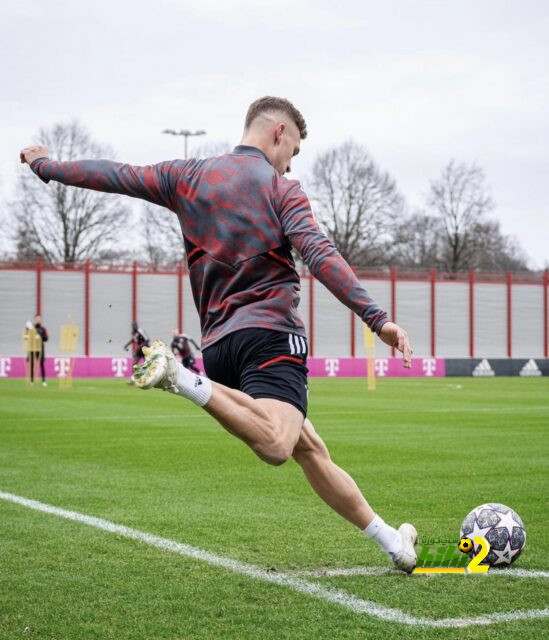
left=266, top=443, right=294, bottom=466
left=258, top=436, right=294, bottom=466
left=293, top=421, right=329, bottom=463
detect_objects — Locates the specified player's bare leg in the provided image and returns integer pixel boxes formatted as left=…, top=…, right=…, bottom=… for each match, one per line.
left=134, top=341, right=302, bottom=465
left=292, top=419, right=417, bottom=571
left=204, top=392, right=303, bottom=465
left=133, top=340, right=418, bottom=571
left=292, top=419, right=374, bottom=528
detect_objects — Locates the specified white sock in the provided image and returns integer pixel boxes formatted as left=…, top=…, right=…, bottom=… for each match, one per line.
left=363, top=514, right=402, bottom=555
left=166, top=361, right=212, bottom=407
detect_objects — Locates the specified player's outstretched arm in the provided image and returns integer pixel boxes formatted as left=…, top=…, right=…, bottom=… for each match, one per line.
left=277, top=180, right=413, bottom=368
left=20, top=145, right=184, bottom=210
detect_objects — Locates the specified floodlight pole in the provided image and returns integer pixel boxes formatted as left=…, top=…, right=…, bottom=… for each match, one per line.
left=162, top=128, right=207, bottom=159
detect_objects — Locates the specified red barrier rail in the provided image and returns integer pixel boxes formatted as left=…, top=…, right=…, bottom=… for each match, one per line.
left=1, top=260, right=547, bottom=358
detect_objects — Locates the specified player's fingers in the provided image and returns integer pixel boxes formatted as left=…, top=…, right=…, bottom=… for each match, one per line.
left=399, top=334, right=412, bottom=368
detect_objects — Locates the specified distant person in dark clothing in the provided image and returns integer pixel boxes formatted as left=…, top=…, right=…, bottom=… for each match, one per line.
left=170, top=329, right=201, bottom=374
left=34, top=314, right=48, bottom=386
left=123, top=322, right=150, bottom=367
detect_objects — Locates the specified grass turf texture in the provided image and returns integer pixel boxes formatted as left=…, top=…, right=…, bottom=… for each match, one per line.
left=0, top=377, right=547, bottom=639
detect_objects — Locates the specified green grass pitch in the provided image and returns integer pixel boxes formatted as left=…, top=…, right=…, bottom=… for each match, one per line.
left=0, top=377, right=548, bottom=639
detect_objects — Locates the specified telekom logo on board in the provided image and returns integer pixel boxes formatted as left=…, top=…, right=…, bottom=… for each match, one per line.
left=375, top=359, right=389, bottom=377
left=0, top=357, right=11, bottom=377
left=111, top=358, right=128, bottom=378
left=422, top=358, right=437, bottom=376
left=324, top=358, right=340, bottom=377
left=54, top=358, right=71, bottom=378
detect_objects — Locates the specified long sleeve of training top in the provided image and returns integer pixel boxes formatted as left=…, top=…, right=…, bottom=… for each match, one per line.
left=275, top=177, right=387, bottom=334
left=30, top=146, right=388, bottom=347
left=30, top=157, right=187, bottom=211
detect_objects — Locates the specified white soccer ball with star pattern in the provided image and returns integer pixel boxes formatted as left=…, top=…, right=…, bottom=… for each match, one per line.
left=460, top=503, right=526, bottom=567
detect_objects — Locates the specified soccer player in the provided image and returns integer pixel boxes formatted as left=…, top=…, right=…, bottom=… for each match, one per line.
left=123, top=321, right=150, bottom=368
left=20, top=96, right=418, bottom=572
left=171, top=329, right=201, bottom=374
left=33, top=315, right=48, bottom=386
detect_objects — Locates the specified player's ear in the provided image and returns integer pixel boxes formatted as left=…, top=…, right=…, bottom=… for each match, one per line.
left=274, top=123, right=285, bottom=145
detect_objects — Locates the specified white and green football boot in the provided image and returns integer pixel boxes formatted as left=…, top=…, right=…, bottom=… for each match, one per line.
left=390, top=523, right=418, bottom=573
left=133, top=340, right=179, bottom=392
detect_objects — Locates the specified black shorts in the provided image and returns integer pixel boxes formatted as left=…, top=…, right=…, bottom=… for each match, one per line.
left=202, top=328, right=309, bottom=417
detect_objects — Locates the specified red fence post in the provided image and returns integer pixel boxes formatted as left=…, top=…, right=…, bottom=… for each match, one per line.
left=507, top=271, right=512, bottom=358
left=469, top=270, right=475, bottom=358
left=430, top=268, right=436, bottom=357
left=132, top=260, right=138, bottom=325
left=178, top=261, right=184, bottom=333
left=84, top=260, right=90, bottom=356
left=35, top=256, right=42, bottom=316
left=543, top=271, right=549, bottom=358
left=309, top=274, right=315, bottom=357
left=350, top=311, right=355, bottom=357
left=390, top=267, right=397, bottom=357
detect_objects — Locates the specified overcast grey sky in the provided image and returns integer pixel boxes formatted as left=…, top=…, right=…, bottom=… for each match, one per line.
left=1, top=0, right=548, bottom=267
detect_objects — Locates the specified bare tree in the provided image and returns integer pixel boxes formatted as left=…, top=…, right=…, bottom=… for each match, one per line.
left=193, top=141, right=232, bottom=159
left=139, top=203, right=183, bottom=267
left=9, top=121, right=128, bottom=263
left=472, top=220, right=529, bottom=272
left=428, top=160, right=495, bottom=272
left=389, top=211, right=444, bottom=269
left=310, top=141, right=404, bottom=266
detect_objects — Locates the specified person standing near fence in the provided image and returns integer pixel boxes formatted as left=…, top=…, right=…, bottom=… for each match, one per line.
left=171, top=329, right=201, bottom=374
left=19, top=96, right=418, bottom=573
left=33, top=315, right=48, bottom=387
left=123, top=321, right=150, bottom=375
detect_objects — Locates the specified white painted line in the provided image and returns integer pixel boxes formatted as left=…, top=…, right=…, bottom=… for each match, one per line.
left=293, top=566, right=549, bottom=579
left=1, top=490, right=547, bottom=629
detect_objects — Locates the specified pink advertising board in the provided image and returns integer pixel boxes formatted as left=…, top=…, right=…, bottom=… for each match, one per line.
left=0, top=356, right=445, bottom=379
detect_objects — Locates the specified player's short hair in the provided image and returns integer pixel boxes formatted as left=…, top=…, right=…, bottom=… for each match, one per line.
left=245, top=96, right=307, bottom=139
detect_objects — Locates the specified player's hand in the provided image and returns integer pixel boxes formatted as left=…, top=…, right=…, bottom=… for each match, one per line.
left=20, top=145, right=49, bottom=165
left=379, top=321, right=412, bottom=368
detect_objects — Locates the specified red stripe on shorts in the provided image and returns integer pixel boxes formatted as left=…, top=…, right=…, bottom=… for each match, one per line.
left=257, top=355, right=303, bottom=369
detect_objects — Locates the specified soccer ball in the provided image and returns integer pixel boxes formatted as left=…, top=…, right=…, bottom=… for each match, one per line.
left=459, top=503, right=526, bottom=567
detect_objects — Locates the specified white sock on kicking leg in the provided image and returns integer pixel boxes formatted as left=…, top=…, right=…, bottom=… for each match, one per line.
left=166, top=360, right=212, bottom=407
left=362, top=514, right=402, bottom=555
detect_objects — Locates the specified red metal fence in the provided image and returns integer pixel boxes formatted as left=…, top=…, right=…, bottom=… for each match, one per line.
left=1, top=259, right=547, bottom=358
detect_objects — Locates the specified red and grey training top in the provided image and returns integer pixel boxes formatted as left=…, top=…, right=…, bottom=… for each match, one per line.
left=31, top=145, right=388, bottom=348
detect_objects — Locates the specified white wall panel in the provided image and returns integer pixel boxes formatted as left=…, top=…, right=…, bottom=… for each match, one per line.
left=353, top=279, right=392, bottom=358
left=474, top=283, right=506, bottom=357
left=313, top=281, right=351, bottom=356
left=436, top=282, right=469, bottom=357
left=42, top=271, right=85, bottom=355
left=0, top=270, right=36, bottom=355
left=396, top=281, right=430, bottom=356
left=90, top=273, right=132, bottom=356
left=137, top=274, right=178, bottom=345
left=511, top=284, right=544, bottom=357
